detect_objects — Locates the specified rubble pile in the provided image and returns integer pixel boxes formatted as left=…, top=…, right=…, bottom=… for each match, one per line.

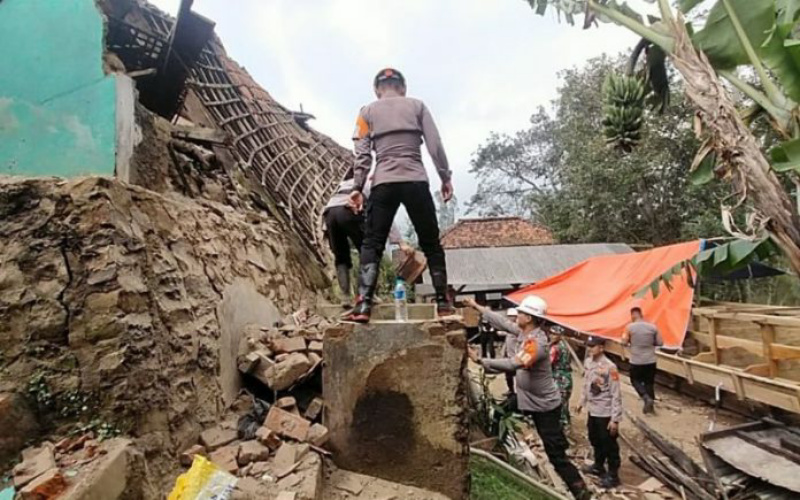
left=4, top=437, right=145, bottom=500
left=167, top=311, right=337, bottom=499
left=236, top=310, right=332, bottom=394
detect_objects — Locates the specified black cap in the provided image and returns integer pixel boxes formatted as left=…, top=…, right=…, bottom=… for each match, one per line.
left=374, top=68, right=405, bottom=87
left=586, top=335, right=605, bottom=347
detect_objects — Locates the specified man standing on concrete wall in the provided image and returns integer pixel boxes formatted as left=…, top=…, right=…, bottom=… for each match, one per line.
left=346, top=68, right=454, bottom=323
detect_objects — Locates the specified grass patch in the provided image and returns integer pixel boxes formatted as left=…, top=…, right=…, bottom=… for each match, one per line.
left=470, top=456, right=557, bottom=500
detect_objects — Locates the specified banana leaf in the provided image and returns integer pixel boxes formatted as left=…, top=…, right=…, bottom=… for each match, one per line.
left=693, top=0, right=776, bottom=70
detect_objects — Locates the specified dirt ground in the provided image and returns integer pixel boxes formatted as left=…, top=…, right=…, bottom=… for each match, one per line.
left=484, top=362, right=746, bottom=496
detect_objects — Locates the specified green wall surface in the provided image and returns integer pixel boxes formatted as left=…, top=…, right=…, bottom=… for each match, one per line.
left=0, top=0, right=119, bottom=177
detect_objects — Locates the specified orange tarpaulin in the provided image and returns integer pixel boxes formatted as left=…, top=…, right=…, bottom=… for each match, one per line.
left=505, top=240, right=701, bottom=347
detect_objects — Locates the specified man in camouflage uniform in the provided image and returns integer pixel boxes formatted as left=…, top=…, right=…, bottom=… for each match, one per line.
left=549, top=327, right=573, bottom=429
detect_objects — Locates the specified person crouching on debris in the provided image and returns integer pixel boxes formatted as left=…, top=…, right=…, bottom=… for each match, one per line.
left=621, top=302, right=663, bottom=414
left=346, top=68, right=455, bottom=322
left=323, top=169, right=407, bottom=308
left=465, top=296, right=591, bottom=500
left=577, top=335, right=623, bottom=489
left=549, top=325, right=573, bottom=430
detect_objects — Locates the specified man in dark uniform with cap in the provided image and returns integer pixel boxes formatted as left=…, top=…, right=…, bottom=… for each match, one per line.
left=346, top=68, right=455, bottom=322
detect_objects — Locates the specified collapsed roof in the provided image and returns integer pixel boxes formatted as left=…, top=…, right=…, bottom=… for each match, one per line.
left=102, top=0, right=352, bottom=258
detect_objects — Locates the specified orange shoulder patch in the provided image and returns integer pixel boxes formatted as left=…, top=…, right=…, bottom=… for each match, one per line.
left=353, top=115, right=369, bottom=140
left=515, top=339, right=538, bottom=369
left=610, top=368, right=620, bottom=381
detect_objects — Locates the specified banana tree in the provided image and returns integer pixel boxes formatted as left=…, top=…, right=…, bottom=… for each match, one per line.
left=524, top=0, right=800, bottom=276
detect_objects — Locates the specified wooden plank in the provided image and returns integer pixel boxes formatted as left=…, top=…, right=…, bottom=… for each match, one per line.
left=761, top=324, right=778, bottom=378
left=744, top=363, right=771, bottom=377
left=688, top=331, right=800, bottom=361
left=693, top=352, right=717, bottom=364
left=709, top=318, right=720, bottom=365
left=630, top=415, right=712, bottom=483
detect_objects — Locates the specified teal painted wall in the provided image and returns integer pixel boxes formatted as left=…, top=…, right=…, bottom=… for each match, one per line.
left=0, top=0, right=118, bottom=177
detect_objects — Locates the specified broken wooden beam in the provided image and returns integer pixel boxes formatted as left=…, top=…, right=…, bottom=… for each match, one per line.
left=629, top=415, right=712, bottom=485
left=171, top=124, right=230, bottom=144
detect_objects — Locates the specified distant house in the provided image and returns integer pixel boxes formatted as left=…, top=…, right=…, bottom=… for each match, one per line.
left=417, top=217, right=633, bottom=304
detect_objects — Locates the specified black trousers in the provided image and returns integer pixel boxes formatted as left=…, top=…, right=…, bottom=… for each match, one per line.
left=630, top=362, right=657, bottom=400
left=361, top=182, right=446, bottom=277
left=324, top=206, right=364, bottom=268
left=523, top=406, right=585, bottom=492
left=587, top=415, right=620, bottom=472
left=479, top=331, right=497, bottom=358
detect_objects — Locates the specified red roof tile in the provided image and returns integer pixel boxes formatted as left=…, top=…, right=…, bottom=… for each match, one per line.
left=441, top=217, right=554, bottom=249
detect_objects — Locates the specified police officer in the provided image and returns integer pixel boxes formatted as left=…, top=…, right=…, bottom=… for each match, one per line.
left=577, top=336, right=623, bottom=489
left=347, top=68, right=454, bottom=322
left=465, top=296, right=591, bottom=500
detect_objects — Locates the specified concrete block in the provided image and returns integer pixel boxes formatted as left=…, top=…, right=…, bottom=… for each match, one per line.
left=323, top=321, right=469, bottom=500
left=276, top=493, right=296, bottom=500
left=308, top=341, right=323, bottom=353
left=318, top=303, right=436, bottom=321
left=13, top=444, right=56, bottom=488
left=200, top=426, right=238, bottom=451
left=62, top=438, right=144, bottom=500
left=19, top=468, right=66, bottom=499
left=255, top=353, right=312, bottom=391
left=264, top=407, right=311, bottom=442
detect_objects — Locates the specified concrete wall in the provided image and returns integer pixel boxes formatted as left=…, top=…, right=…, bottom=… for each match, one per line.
left=0, top=0, right=125, bottom=177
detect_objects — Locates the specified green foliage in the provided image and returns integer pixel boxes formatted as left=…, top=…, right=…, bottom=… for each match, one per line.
left=602, top=73, right=646, bottom=151
left=27, top=372, right=54, bottom=411
left=470, top=456, right=555, bottom=500
left=636, top=238, right=780, bottom=298
left=469, top=55, right=724, bottom=245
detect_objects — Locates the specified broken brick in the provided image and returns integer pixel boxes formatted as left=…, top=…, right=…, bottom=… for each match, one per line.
left=237, top=352, right=261, bottom=374
left=18, top=468, right=66, bottom=500
left=200, top=426, right=238, bottom=451
left=254, top=353, right=312, bottom=391
left=275, top=353, right=290, bottom=363
left=276, top=397, right=296, bottom=410
left=13, top=445, right=56, bottom=488
left=276, top=492, right=297, bottom=500
left=209, top=444, right=240, bottom=475
left=274, top=443, right=297, bottom=477
left=180, top=444, right=207, bottom=467
left=303, top=397, right=324, bottom=421
left=307, top=352, right=322, bottom=366
left=306, top=423, right=329, bottom=447
left=255, top=427, right=282, bottom=450
left=237, top=440, right=270, bottom=466
left=308, top=341, right=323, bottom=352
left=270, top=337, right=306, bottom=354
left=249, top=461, right=271, bottom=477
left=264, top=407, right=310, bottom=442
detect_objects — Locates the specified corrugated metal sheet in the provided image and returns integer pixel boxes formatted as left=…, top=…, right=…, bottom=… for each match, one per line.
left=418, top=243, right=633, bottom=294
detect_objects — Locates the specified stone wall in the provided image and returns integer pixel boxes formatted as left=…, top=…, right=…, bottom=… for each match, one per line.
left=0, top=176, right=327, bottom=482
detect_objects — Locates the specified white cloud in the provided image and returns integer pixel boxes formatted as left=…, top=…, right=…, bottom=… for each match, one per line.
left=149, top=0, right=655, bottom=203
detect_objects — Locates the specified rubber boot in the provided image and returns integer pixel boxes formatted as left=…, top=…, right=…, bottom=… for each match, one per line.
left=336, top=264, right=353, bottom=308
left=431, top=269, right=455, bottom=316
left=581, top=463, right=606, bottom=477
left=347, top=263, right=379, bottom=323
left=643, top=395, right=655, bottom=414
left=600, top=469, right=620, bottom=489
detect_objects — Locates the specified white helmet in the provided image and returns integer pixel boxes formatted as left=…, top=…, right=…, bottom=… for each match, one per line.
left=506, top=308, right=518, bottom=317
left=516, top=295, right=548, bottom=318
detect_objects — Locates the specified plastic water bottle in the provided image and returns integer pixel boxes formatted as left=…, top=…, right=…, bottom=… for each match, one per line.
left=394, top=277, right=408, bottom=322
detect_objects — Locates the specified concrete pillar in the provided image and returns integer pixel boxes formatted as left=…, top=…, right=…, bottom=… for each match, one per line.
left=323, top=321, right=469, bottom=500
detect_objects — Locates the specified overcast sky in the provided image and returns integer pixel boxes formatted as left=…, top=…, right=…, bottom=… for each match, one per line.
left=150, top=0, right=657, bottom=206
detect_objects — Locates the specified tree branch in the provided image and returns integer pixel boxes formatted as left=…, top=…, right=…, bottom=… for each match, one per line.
left=588, top=0, right=674, bottom=52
